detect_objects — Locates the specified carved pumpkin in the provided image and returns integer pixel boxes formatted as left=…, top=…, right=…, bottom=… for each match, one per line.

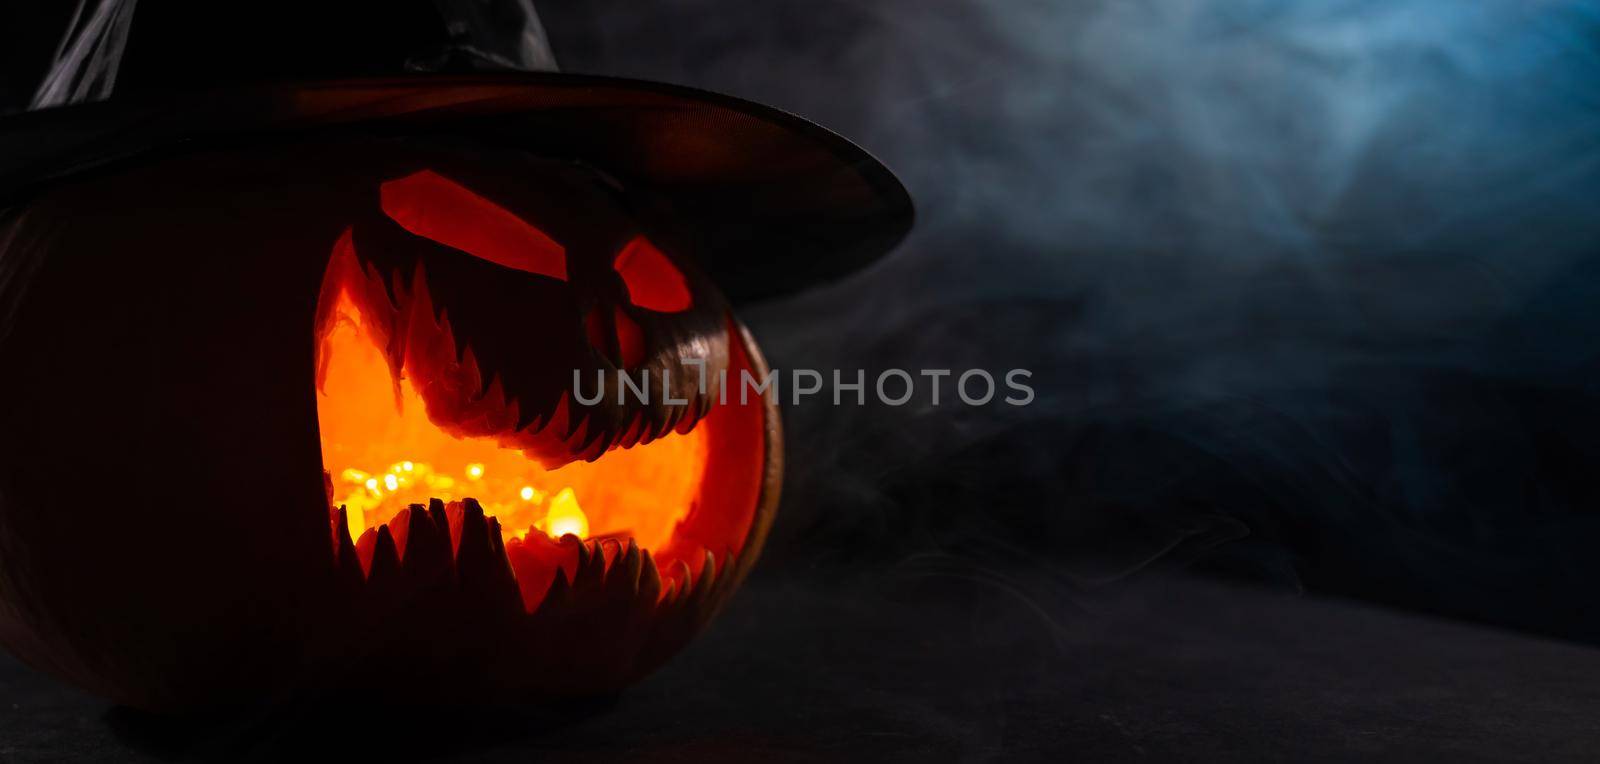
left=0, top=78, right=910, bottom=710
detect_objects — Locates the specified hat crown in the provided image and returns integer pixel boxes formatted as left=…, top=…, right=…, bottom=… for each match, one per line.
left=33, top=0, right=556, bottom=109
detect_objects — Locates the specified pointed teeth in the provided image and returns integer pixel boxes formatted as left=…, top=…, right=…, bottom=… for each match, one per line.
left=673, top=406, right=695, bottom=435
left=458, top=345, right=484, bottom=394
left=675, top=395, right=709, bottom=435
left=622, top=538, right=642, bottom=582
left=664, top=405, right=690, bottom=438
left=638, top=548, right=663, bottom=603
left=513, top=393, right=544, bottom=432
left=390, top=262, right=413, bottom=306
left=543, top=567, right=571, bottom=609
left=619, top=411, right=647, bottom=448
left=690, top=549, right=717, bottom=602
left=366, top=525, right=402, bottom=583
left=668, top=559, right=693, bottom=604
left=410, top=260, right=445, bottom=324
left=534, top=393, right=574, bottom=441
left=354, top=526, right=380, bottom=578
left=576, top=419, right=611, bottom=462
left=475, top=372, right=507, bottom=408
left=579, top=539, right=609, bottom=585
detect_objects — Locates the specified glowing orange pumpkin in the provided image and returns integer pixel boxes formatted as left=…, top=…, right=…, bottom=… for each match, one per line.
left=0, top=74, right=909, bottom=712
left=0, top=140, right=778, bottom=709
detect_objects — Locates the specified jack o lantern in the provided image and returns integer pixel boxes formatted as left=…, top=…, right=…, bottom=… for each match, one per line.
left=0, top=55, right=910, bottom=711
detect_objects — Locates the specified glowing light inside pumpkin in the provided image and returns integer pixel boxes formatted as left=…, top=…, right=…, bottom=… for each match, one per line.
left=541, top=488, right=589, bottom=538
left=316, top=289, right=707, bottom=549
left=331, top=458, right=589, bottom=543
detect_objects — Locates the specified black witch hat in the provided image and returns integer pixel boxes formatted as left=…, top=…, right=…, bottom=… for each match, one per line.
left=0, top=0, right=912, bottom=302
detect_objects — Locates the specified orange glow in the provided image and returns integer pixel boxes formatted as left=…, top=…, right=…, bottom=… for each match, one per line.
left=381, top=170, right=568, bottom=281
left=316, top=289, right=707, bottom=551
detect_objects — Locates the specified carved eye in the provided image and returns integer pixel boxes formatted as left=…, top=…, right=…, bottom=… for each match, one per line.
left=613, top=235, right=692, bottom=312
left=380, top=170, right=568, bottom=281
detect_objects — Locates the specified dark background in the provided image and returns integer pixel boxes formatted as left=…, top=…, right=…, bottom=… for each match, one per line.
left=539, top=0, right=1600, bottom=642
left=4, top=0, right=1600, bottom=759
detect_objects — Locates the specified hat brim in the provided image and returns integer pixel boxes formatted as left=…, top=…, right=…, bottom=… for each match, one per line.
left=0, top=73, right=913, bottom=303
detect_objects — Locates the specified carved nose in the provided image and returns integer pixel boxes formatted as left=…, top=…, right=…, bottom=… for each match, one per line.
left=613, top=235, right=692, bottom=313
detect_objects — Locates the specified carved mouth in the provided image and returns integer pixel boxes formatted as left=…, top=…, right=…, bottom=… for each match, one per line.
left=311, top=227, right=767, bottom=631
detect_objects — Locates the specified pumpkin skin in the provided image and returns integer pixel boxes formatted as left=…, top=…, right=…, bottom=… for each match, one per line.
left=0, top=138, right=780, bottom=710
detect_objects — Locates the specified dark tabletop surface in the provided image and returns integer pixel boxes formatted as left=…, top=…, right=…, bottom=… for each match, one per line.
left=2, top=569, right=1597, bottom=762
